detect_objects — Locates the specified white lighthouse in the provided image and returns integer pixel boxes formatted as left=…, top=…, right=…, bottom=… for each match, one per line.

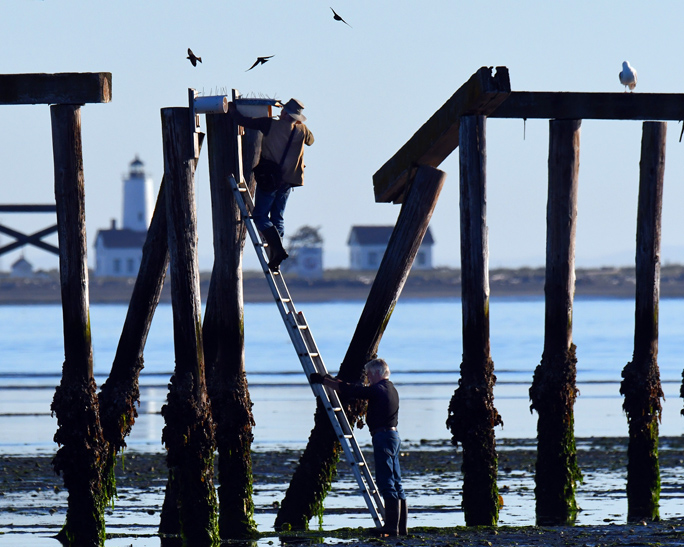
left=122, top=156, right=153, bottom=232
left=94, top=156, right=154, bottom=278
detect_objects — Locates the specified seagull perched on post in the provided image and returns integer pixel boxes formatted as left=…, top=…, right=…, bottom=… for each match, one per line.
left=187, top=48, right=202, bottom=67
left=246, top=55, right=274, bottom=71
left=619, top=61, right=637, bottom=92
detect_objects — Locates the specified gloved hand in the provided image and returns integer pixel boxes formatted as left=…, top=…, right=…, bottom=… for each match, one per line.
left=309, top=372, right=328, bottom=384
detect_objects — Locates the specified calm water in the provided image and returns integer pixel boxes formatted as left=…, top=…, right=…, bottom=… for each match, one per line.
left=3, top=296, right=684, bottom=543
left=1, top=296, right=684, bottom=453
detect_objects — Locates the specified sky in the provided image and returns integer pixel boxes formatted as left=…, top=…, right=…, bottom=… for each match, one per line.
left=1, top=1, right=683, bottom=273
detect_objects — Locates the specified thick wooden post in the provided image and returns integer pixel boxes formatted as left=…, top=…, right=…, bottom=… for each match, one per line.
left=529, top=119, right=582, bottom=525
left=446, top=114, right=501, bottom=526
left=275, top=165, right=445, bottom=530
left=159, top=107, right=218, bottom=545
left=202, top=111, right=258, bottom=538
left=99, top=137, right=204, bottom=507
left=620, top=121, right=666, bottom=521
left=49, top=104, right=108, bottom=546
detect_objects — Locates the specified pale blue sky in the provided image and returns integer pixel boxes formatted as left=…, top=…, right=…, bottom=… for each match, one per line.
left=1, top=1, right=683, bottom=272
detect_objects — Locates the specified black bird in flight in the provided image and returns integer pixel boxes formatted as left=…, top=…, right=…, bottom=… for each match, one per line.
left=246, top=55, right=274, bottom=71
left=330, top=7, right=352, bottom=27
left=187, top=48, right=202, bottom=67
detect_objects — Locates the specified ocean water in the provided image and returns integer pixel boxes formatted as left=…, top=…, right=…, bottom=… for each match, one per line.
left=1, top=296, right=684, bottom=454
left=3, top=296, right=684, bottom=543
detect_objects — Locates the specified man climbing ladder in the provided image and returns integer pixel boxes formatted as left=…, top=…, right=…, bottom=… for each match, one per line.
left=228, top=98, right=314, bottom=271
left=227, top=95, right=384, bottom=530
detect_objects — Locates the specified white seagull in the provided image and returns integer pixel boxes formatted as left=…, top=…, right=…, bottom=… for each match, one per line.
left=619, top=61, right=637, bottom=92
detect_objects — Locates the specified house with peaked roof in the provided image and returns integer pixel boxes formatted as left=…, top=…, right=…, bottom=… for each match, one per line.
left=94, top=221, right=148, bottom=277
left=94, top=156, right=154, bottom=278
left=347, top=225, right=434, bottom=271
left=10, top=256, right=34, bottom=278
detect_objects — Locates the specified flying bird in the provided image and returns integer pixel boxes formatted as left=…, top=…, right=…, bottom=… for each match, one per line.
left=246, top=55, right=274, bottom=71
left=330, top=7, right=352, bottom=27
left=187, top=48, right=202, bottom=67
left=619, top=61, right=637, bottom=92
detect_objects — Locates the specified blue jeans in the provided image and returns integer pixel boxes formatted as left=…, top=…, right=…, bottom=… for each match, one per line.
left=372, top=430, right=406, bottom=500
left=253, top=185, right=292, bottom=237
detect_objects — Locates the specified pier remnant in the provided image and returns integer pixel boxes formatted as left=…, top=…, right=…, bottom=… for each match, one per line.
left=0, top=72, right=116, bottom=546
left=447, top=114, right=502, bottom=525
left=620, top=121, right=666, bottom=522
left=158, top=107, right=218, bottom=544
left=50, top=103, right=109, bottom=546
left=202, top=110, right=258, bottom=538
left=529, top=119, right=582, bottom=525
left=373, top=67, right=510, bottom=203
left=0, top=72, right=111, bottom=105
left=0, top=204, right=59, bottom=257
left=276, top=164, right=446, bottom=530
left=99, top=136, right=205, bottom=510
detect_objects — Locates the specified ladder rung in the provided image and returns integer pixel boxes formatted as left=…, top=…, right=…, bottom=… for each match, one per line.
left=228, top=172, right=383, bottom=527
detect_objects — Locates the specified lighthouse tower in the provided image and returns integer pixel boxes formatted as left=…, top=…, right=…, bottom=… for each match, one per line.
left=93, top=156, right=154, bottom=277
left=122, top=156, right=153, bottom=232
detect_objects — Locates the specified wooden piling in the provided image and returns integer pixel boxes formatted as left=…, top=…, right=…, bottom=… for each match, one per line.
left=99, top=137, right=205, bottom=512
left=159, top=107, right=218, bottom=545
left=620, top=121, right=666, bottom=521
left=446, top=114, right=501, bottom=526
left=529, top=119, right=582, bottom=526
left=49, top=104, right=108, bottom=546
left=275, top=164, right=446, bottom=530
left=202, top=111, right=258, bottom=538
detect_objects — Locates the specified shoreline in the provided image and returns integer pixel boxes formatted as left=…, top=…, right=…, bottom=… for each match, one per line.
left=3, top=437, right=684, bottom=545
left=4, top=265, right=684, bottom=304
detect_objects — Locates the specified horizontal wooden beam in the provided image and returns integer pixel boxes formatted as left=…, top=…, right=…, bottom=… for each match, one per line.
left=0, top=73, right=112, bottom=105
left=373, top=66, right=511, bottom=203
left=490, top=91, right=684, bottom=120
left=0, top=204, right=57, bottom=213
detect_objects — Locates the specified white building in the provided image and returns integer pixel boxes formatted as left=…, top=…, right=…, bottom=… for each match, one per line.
left=10, top=256, right=34, bottom=278
left=94, top=157, right=154, bottom=278
left=289, top=246, right=323, bottom=279
left=347, top=225, right=434, bottom=271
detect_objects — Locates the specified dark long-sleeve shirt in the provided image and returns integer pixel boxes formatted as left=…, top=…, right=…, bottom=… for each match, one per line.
left=341, top=379, right=399, bottom=433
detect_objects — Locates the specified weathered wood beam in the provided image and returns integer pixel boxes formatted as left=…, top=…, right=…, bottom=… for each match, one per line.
left=275, top=165, right=446, bottom=531
left=448, top=115, right=501, bottom=526
left=490, top=91, right=684, bottom=120
left=0, top=204, right=56, bottom=212
left=0, top=73, right=112, bottom=105
left=530, top=119, right=582, bottom=526
left=621, top=121, right=666, bottom=523
left=203, top=111, right=258, bottom=539
left=159, top=107, right=218, bottom=544
left=373, top=66, right=511, bottom=203
left=49, top=103, right=107, bottom=545
left=0, top=224, right=59, bottom=255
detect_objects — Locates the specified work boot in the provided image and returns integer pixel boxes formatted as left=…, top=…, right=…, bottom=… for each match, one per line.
left=378, top=496, right=400, bottom=537
left=398, top=498, right=408, bottom=536
left=262, top=226, right=289, bottom=271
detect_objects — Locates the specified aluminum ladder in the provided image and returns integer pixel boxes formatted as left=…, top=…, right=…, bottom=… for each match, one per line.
left=228, top=173, right=384, bottom=528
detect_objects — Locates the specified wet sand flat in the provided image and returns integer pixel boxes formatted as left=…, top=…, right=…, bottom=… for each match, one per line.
left=2, top=437, right=684, bottom=545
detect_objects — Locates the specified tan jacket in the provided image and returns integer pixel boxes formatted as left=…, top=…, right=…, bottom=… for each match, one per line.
left=261, top=117, right=314, bottom=187
left=233, top=108, right=315, bottom=188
